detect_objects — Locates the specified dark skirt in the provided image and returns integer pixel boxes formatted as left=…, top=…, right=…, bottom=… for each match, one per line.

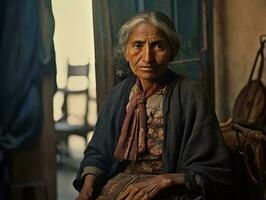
left=96, top=173, right=203, bottom=200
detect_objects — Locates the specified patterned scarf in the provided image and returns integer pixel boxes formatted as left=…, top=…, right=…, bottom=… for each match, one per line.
left=114, top=78, right=164, bottom=161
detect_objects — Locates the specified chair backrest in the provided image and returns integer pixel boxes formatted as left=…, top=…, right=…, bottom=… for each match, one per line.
left=66, top=62, right=89, bottom=121
left=56, top=61, right=90, bottom=127
left=55, top=61, right=93, bottom=144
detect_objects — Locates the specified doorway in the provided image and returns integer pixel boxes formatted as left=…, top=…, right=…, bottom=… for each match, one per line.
left=52, top=0, right=96, bottom=199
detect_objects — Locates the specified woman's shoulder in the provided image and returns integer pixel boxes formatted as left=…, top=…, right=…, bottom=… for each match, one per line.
left=166, top=69, right=204, bottom=91
left=180, top=77, right=206, bottom=91
left=106, top=76, right=136, bottom=99
left=169, top=75, right=210, bottom=105
left=98, top=76, right=136, bottom=115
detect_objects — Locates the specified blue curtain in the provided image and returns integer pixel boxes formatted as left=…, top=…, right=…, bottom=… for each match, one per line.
left=0, top=0, right=55, bottom=150
left=0, top=1, right=55, bottom=197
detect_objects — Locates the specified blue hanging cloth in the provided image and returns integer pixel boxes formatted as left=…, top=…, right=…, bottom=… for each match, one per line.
left=0, top=0, right=55, bottom=150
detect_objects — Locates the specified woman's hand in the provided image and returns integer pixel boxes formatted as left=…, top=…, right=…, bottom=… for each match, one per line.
left=117, top=173, right=184, bottom=200
left=75, top=174, right=96, bottom=200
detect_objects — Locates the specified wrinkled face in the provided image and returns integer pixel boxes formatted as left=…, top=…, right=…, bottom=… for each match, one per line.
left=124, top=22, right=171, bottom=82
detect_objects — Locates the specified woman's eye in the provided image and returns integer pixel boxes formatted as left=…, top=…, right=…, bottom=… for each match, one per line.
left=133, top=42, right=142, bottom=49
left=154, top=43, right=165, bottom=50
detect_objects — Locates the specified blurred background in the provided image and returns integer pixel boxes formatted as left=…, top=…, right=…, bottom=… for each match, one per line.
left=52, top=0, right=96, bottom=199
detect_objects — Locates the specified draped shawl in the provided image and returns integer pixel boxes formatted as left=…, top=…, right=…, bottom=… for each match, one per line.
left=74, top=70, right=231, bottom=199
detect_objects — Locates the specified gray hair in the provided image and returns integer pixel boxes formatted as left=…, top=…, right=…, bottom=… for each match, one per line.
left=116, top=11, right=181, bottom=61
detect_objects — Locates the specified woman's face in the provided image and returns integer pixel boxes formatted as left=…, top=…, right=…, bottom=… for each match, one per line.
left=124, top=22, right=171, bottom=82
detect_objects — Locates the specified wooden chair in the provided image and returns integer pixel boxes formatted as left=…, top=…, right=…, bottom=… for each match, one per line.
left=54, top=61, right=94, bottom=164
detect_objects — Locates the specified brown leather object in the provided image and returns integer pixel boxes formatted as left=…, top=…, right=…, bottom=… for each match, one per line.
left=233, top=36, right=266, bottom=128
left=233, top=80, right=266, bottom=126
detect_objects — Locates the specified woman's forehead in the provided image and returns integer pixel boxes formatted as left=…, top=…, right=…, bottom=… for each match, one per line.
left=128, top=23, right=167, bottom=41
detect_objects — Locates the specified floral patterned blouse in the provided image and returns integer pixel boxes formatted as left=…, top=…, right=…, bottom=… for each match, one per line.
left=124, top=83, right=166, bottom=174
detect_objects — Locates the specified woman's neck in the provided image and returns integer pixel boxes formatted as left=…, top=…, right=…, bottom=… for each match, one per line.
left=139, top=79, right=154, bottom=92
left=139, top=72, right=168, bottom=92
left=139, top=78, right=167, bottom=92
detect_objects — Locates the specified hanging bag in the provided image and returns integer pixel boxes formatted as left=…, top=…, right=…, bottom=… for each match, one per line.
left=233, top=35, right=266, bottom=131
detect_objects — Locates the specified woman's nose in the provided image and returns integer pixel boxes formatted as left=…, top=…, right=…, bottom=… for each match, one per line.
left=142, top=45, right=154, bottom=64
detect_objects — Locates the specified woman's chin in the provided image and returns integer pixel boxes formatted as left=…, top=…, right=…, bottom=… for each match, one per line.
left=137, top=74, right=164, bottom=83
left=136, top=70, right=167, bottom=82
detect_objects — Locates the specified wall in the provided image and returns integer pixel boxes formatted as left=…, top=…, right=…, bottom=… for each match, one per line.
left=214, top=0, right=266, bottom=121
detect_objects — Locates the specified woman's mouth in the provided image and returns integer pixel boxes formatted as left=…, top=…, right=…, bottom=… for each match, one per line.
left=138, top=66, right=156, bottom=70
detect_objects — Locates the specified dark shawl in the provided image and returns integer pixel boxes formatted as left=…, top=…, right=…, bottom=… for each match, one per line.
left=73, top=70, right=231, bottom=199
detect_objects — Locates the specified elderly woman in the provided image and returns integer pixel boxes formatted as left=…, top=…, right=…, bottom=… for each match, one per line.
left=74, top=11, right=231, bottom=200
